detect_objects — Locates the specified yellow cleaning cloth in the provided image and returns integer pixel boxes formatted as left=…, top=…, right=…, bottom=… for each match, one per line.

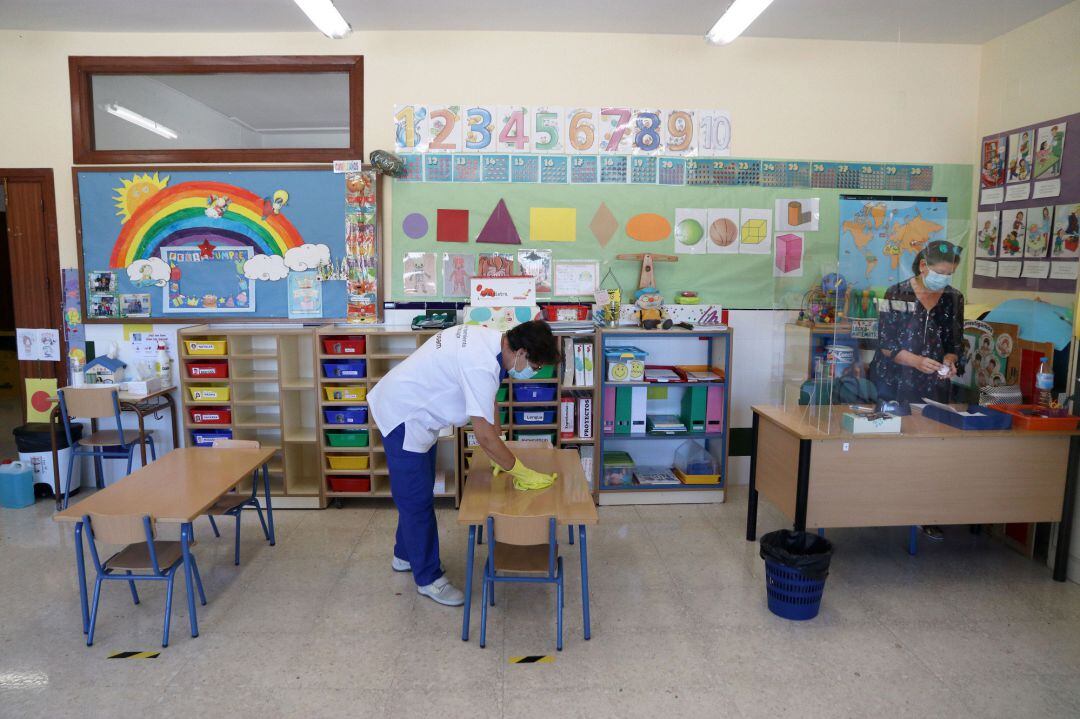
left=492, top=457, right=558, bottom=491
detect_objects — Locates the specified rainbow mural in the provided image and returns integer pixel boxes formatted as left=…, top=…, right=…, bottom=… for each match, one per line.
left=109, top=180, right=304, bottom=268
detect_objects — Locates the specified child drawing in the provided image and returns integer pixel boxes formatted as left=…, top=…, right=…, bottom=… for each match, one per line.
left=448, top=256, right=469, bottom=296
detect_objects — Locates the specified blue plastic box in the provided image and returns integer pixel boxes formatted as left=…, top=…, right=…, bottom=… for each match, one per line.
left=323, top=407, right=368, bottom=425
left=322, top=359, right=367, bottom=378
left=921, top=403, right=1012, bottom=430
left=514, top=409, right=556, bottom=425
left=513, top=383, right=557, bottom=402
left=191, top=428, right=233, bottom=447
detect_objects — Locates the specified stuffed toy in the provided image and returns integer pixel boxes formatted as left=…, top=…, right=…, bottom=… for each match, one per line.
left=635, top=288, right=672, bottom=330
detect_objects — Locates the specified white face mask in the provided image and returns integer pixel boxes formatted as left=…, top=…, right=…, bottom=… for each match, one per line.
left=508, top=352, right=537, bottom=380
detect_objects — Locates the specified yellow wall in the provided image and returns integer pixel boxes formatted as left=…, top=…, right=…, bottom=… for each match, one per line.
left=0, top=29, right=981, bottom=268
left=967, top=0, right=1080, bottom=308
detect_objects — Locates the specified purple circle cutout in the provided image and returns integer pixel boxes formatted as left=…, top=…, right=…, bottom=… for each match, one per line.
left=402, top=213, right=428, bottom=239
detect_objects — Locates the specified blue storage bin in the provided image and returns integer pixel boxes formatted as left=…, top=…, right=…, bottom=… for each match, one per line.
left=514, top=409, right=556, bottom=425
left=921, top=403, right=1012, bottom=430
left=322, top=359, right=367, bottom=378
left=191, top=428, right=233, bottom=447
left=513, top=383, right=557, bottom=402
left=323, top=406, right=368, bottom=425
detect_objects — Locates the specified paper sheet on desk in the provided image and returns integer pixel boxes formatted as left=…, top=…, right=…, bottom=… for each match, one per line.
left=922, top=398, right=984, bottom=416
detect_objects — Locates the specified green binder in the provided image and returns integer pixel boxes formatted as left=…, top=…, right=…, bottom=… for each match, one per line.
left=680, top=385, right=708, bottom=432
left=615, top=386, right=633, bottom=434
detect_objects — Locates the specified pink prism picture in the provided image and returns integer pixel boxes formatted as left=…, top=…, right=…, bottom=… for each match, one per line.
left=775, top=233, right=803, bottom=274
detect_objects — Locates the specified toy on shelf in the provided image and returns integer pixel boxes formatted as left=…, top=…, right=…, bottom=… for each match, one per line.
left=635, top=288, right=672, bottom=330
left=674, top=291, right=700, bottom=305
left=798, top=273, right=851, bottom=327
left=83, top=343, right=126, bottom=385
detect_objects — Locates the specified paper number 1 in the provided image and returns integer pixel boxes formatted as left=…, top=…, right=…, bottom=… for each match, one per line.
left=394, top=105, right=419, bottom=149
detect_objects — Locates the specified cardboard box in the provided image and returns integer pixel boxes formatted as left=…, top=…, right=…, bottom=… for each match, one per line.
left=841, top=412, right=901, bottom=434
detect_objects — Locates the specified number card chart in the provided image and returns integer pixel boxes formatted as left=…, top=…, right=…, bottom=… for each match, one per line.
left=540, top=155, right=568, bottom=184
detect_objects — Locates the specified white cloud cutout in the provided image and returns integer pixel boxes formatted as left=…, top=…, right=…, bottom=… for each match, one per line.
left=126, top=257, right=170, bottom=287
left=243, top=254, right=289, bottom=281
left=284, top=243, right=331, bottom=272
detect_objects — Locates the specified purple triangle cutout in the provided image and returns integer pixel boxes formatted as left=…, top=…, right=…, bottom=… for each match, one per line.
left=476, top=199, right=521, bottom=245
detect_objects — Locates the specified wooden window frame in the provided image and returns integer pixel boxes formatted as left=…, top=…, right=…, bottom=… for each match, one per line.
left=70, top=55, right=363, bottom=165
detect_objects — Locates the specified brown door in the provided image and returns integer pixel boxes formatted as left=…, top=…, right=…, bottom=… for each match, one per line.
left=2, top=170, right=65, bottom=419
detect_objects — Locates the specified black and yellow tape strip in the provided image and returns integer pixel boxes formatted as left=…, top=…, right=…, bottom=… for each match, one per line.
left=107, top=651, right=160, bottom=659
left=509, top=655, right=554, bottom=664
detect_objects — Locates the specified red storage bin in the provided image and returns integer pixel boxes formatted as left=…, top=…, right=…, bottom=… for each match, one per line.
left=186, top=361, right=229, bottom=379
left=323, top=337, right=366, bottom=355
left=189, top=407, right=231, bottom=425
left=328, top=476, right=371, bottom=493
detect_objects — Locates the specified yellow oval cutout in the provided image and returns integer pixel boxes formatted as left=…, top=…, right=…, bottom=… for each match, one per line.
left=626, top=213, right=671, bottom=242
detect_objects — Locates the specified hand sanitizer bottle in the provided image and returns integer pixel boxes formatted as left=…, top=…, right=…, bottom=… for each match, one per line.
left=157, top=343, right=172, bottom=385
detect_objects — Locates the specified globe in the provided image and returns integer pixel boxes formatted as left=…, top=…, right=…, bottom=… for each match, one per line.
left=822, top=272, right=847, bottom=296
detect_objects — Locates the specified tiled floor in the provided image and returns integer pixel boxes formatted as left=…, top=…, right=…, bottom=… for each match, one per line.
left=2, top=489, right=1080, bottom=718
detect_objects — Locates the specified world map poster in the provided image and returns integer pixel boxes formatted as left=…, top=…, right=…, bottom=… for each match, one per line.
left=838, top=194, right=949, bottom=291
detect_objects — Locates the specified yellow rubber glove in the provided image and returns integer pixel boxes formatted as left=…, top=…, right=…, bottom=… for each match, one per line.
left=492, top=457, right=557, bottom=491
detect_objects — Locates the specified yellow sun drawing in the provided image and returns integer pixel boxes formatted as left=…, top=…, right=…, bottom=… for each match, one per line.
left=112, top=172, right=169, bottom=223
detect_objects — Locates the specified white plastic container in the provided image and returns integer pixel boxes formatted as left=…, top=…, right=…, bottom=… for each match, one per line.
left=18, top=446, right=82, bottom=492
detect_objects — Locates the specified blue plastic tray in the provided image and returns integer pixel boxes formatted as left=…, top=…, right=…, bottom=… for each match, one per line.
left=921, top=404, right=1012, bottom=430
left=322, top=359, right=367, bottom=378
left=191, top=429, right=233, bottom=446
left=513, top=409, right=556, bottom=425
left=323, top=407, right=368, bottom=425
left=513, top=383, right=557, bottom=402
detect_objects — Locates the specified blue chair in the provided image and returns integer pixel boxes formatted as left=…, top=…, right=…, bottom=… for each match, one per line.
left=82, top=513, right=206, bottom=648
left=480, top=513, right=564, bottom=651
left=205, top=439, right=270, bottom=565
left=57, top=387, right=156, bottom=509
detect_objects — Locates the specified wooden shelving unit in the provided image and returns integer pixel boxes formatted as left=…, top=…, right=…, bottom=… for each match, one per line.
left=596, top=326, right=733, bottom=506
left=315, top=325, right=459, bottom=508
left=178, top=324, right=321, bottom=509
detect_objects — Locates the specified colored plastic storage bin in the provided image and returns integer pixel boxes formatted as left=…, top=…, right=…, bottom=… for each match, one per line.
left=604, top=346, right=647, bottom=382
left=0, top=461, right=35, bottom=509
left=513, top=431, right=555, bottom=444
left=191, top=429, right=233, bottom=447
left=189, top=385, right=230, bottom=402
left=324, top=386, right=367, bottom=402
left=531, top=365, right=556, bottom=379
left=989, top=404, right=1080, bottom=431
left=185, top=338, right=227, bottom=356
left=189, top=407, right=231, bottom=425
left=322, top=337, right=366, bottom=355
left=327, top=455, right=370, bottom=470
left=513, top=383, right=557, bottom=402
left=322, top=359, right=367, bottom=378
left=325, top=430, right=369, bottom=447
left=496, top=385, right=509, bottom=402
left=186, top=361, right=228, bottom=379
left=323, top=407, right=368, bottom=425
left=328, top=476, right=370, bottom=493
left=514, top=409, right=556, bottom=425
left=921, top=403, right=1012, bottom=431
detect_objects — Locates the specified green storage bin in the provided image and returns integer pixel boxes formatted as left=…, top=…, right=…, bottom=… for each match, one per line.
left=532, top=365, right=556, bottom=379
left=496, top=385, right=509, bottom=402
left=325, top=429, right=370, bottom=447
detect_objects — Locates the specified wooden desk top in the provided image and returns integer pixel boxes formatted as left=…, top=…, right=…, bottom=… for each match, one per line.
left=753, top=404, right=1080, bottom=441
left=53, top=447, right=277, bottom=525
left=458, top=444, right=599, bottom=526
left=53, top=385, right=176, bottom=406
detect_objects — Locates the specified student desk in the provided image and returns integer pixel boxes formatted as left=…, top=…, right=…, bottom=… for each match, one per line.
left=458, top=445, right=599, bottom=641
left=53, top=446, right=278, bottom=638
left=47, top=386, right=180, bottom=509
left=746, top=405, right=1079, bottom=581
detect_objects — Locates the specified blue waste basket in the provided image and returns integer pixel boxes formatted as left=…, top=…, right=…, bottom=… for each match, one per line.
left=760, top=530, right=833, bottom=620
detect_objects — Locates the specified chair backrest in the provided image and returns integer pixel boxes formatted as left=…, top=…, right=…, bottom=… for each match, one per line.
left=87, top=512, right=155, bottom=545
left=211, top=439, right=261, bottom=449
left=490, top=513, right=555, bottom=546
left=59, top=387, right=119, bottom=420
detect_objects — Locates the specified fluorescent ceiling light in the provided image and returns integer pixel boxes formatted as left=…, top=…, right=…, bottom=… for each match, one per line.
left=104, top=103, right=178, bottom=140
left=706, top=0, right=775, bottom=45
left=294, top=0, right=352, bottom=39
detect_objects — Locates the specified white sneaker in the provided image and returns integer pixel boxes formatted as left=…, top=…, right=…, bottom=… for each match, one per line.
left=392, top=556, right=445, bottom=573
left=417, top=576, right=465, bottom=606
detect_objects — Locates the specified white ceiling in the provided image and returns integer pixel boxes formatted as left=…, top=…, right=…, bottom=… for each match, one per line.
left=0, top=0, right=1072, bottom=43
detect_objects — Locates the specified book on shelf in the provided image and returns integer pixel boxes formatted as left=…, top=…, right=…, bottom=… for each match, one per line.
left=561, top=337, right=575, bottom=385
left=646, top=414, right=687, bottom=434
left=633, top=466, right=681, bottom=485
left=644, top=368, right=681, bottom=382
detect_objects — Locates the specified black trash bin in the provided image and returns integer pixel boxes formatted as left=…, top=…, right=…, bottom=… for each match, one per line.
left=759, top=529, right=833, bottom=620
left=12, top=423, right=83, bottom=498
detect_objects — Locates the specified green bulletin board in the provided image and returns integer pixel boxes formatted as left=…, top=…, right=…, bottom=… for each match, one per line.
left=390, top=162, right=973, bottom=308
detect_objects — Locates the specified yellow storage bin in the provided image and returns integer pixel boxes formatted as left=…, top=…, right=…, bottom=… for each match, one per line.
left=674, top=468, right=721, bottom=485
left=185, top=338, right=228, bottom=356
left=189, top=386, right=230, bottom=402
left=324, top=386, right=367, bottom=402
left=328, top=454, right=370, bottom=470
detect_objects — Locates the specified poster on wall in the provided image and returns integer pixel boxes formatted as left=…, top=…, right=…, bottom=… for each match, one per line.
left=75, top=168, right=367, bottom=321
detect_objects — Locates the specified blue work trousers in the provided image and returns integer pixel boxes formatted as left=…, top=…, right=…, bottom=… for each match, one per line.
left=384, top=423, right=442, bottom=587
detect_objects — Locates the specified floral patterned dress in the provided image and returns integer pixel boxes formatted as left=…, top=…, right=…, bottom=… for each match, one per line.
left=869, top=278, right=964, bottom=403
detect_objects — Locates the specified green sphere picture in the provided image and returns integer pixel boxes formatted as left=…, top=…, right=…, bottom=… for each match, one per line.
left=676, top=218, right=704, bottom=246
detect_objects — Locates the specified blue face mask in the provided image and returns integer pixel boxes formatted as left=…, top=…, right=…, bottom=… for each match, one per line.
left=924, top=270, right=952, bottom=291
left=508, top=353, right=537, bottom=380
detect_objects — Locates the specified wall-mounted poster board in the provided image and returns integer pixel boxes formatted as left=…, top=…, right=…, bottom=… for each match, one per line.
left=75, top=166, right=380, bottom=322
left=972, top=112, right=1079, bottom=293
left=389, top=162, right=973, bottom=308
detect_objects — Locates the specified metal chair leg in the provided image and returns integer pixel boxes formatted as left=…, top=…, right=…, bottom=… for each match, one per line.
left=479, top=575, right=489, bottom=648
left=556, top=557, right=564, bottom=652
left=87, top=577, right=104, bottom=646
left=489, top=579, right=495, bottom=606
left=126, top=447, right=134, bottom=474
left=62, top=450, right=77, bottom=509
left=568, top=525, right=574, bottom=545
left=908, top=525, right=918, bottom=556
left=208, top=515, right=220, bottom=538
left=477, top=524, right=483, bottom=545
left=234, top=512, right=242, bottom=566
left=93, top=453, right=104, bottom=489
left=254, top=502, right=269, bottom=540
left=190, top=556, right=207, bottom=606
left=148, top=436, right=156, bottom=461
left=126, top=570, right=140, bottom=605
left=163, top=574, right=175, bottom=648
